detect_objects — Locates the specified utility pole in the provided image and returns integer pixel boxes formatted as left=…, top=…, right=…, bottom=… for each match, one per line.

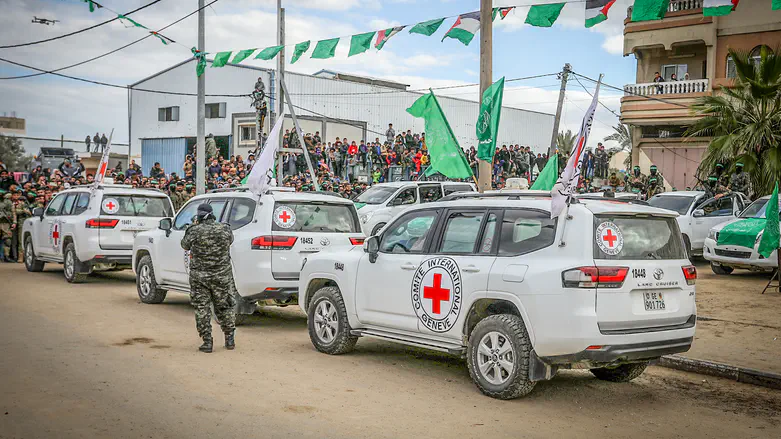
left=195, top=0, right=206, bottom=195
left=476, top=0, right=492, bottom=193
left=548, top=63, right=571, bottom=161
left=277, top=1, right=285, bottom=150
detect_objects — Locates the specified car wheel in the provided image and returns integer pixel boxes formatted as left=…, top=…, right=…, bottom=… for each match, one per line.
left=590, top=362, right=649, bottom=382
left=682, top=235, right=694, bottom=262
left=467, top=314, right=536, bottom=400
left=136, top=255, right=167, bottom=304
left=63, top=243, right=87, bottom=283
left=307, top=286, right=358, bottom=355
left=370, top=223, right=386, bottom=237
left=710, top=263, right=734, bottom=275
left=24, top=237, right=45, bottom=272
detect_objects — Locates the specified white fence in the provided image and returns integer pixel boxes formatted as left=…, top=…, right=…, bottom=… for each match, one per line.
left=624, top=79, right=710, bottom=96
left=668, top=0, right=703, bottom=12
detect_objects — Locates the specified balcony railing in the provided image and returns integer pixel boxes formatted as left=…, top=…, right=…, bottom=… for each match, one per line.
left=624, top=79, right=710, bottom=96
left=668, top=0, right=702, bottom=12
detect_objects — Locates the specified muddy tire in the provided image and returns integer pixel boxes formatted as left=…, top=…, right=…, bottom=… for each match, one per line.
left=590, top=362, right=649, bottom=382
left=63, top=243, right=87, bottom=283
left=467, top=314, right=536, bottom=400
left=136, top=255, right=167, bottom=304
left=307, top=286, right=357, bottom=355
left=710, top=263, right=733, bottom=275
left=24, top=237, right=45, bottom=272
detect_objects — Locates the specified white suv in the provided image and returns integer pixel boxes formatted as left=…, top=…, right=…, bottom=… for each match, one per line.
left=299, top=195, right=697, bottom=399
left=355, top=181, right=476, bottom=236
left=132, top=188, right=364, bottom=319
left=22, top=185, right=174, bottom=283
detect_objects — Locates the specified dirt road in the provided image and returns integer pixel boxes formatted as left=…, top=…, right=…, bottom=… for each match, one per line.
left=1, top=263, right=779, bottom=439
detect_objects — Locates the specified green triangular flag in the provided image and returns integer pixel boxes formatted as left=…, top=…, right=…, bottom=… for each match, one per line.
left=312, top=38, right=339, bottom=59
left=406, top=91, right=473, bottom=179
left=83, top=0, right=102, bottom=13
left=631, top=0, right=670, bottom=22
left=291, top=41, right=310, bottom=64
left=117, top=14, right=146, bottom=28
left=349, top=32, right=375, bottom=57
left=758, top=183, right=780, bottom=259
left=530, top=155, right=559, bottom=190
left=525, top=3, right=566, bottom=27
left=409, top=18, right=445, bottom=36
left=774, top=0, right=781, bottom=10
left=255, top=45, right=283, bottom=60
left=231, top=49, right=256, bottom=64
left=476, top=77, right=504, bottom=162
left=211, top=51, right=233, bottom=68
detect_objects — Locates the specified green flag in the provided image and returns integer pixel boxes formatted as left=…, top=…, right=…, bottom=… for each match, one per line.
left=774, top=0, right=781, bottom=10
left=758, top=183, right=780, bottom=259
left=191, top=47, right=207, bottom=77
left=83, top=0, right=102, bottom=13
left=530, top=155, right=559, bottom=190
left=255, top=45, right=283, bottom=60
left=718, top=218, right=765, bottom=249
left=525, top=3, right=566, bottom=27
left=117, top=14, right=146, bottom=28
left=406, top=91, right=473, bottom=179
left=231, top=49, right=256, bottom=64
left=409, top=18, right=445, bottom=36
left=476, top=77, right=505, bottom=162
left=349, top=32, right=375, bottom=57
left=631, top=0, right=670, bottom=21
left=291, top=41, right=310, bottom=64
left=211, top=51, right=232, bottom=68
left=312, top=38, right=340, bottom=59
left=150, top=31, right=174, bottom=45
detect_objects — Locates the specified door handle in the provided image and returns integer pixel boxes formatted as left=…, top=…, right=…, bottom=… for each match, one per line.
left=400, top=263, right=417, bottom=270
left=462, top=266, right=480, bottom=273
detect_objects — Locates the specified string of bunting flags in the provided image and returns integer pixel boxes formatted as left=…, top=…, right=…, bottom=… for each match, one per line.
left=79, top=0, right=179, bottom=45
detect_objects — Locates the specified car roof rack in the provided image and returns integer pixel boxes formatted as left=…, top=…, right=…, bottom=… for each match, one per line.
left=439, top=190, right=577, bottom=203
left=208, top=187, right=251, bottom=194
left=577, top=195, right=649, bottom=206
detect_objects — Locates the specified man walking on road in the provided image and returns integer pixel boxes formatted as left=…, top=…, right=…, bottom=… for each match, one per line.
left=181, top=204, right=237, bottom=353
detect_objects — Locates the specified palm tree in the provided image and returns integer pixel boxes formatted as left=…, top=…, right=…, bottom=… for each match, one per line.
left=556, top=129, right=577, bottom=155
left=604, top=123, right=633, bottom=169
left=686, top=46, right=781, bottom=197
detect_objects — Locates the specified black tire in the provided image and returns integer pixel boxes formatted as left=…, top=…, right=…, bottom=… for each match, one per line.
left=63, top=243, right=87, bottom=283
left=590, top=362, right=649, bottom=382
left=370, top=223, right=386, bottom=237
left=136, top=255, right=167, bottom=304
left=467, top=314, right=536, bottom=400
left=711, top=262, right=734, bottom=275
left=682, top=235, right=694, bottom=263
left=24, top=236, right=45, bottom=272
left=307, top=286, right=358, bottom=355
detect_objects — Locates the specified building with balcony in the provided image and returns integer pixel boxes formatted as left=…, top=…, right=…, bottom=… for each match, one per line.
left=621, top=0, right=781, bottom=189
left=0, top=112, right=26, bottom=136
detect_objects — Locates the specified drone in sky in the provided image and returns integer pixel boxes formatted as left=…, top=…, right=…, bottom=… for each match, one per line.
left=32, top=17, right=59, bottom=25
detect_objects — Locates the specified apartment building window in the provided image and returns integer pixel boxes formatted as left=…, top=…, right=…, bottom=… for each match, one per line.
left=240, top=125, right=256, bottom=142
left=727, top=45, right=773, bottom=79
left=205, top=102, right=227, bottom=119
left=661, top=64, right=687, bottom=81
left=158, top=106, right=180, bottom=122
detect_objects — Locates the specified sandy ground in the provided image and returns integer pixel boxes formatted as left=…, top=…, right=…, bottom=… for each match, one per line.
left=1, top=263, right=780, bottom=439
left=690, top=260, right=781, bottom=373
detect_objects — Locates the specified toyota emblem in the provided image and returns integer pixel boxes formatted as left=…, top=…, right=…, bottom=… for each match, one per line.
left=320, top=237, right=330, bottom=246
left=653, top=268, right=664, bottom=280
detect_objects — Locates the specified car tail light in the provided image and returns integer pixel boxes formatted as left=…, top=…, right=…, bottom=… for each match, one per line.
left=562, top=266, right=628, bottom=288
left=349, top=237, right=365, bottom=245
left=85, top=218, right=119, bottom=228
left=682, top=265, right=697, bottom=285
left=251, top=235, right=297, bottom=250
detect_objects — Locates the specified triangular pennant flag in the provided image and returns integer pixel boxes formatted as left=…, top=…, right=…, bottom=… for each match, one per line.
left=703, top=0, right=740, bottom=16
left=349, top=32, right=375, bottom=57
left=211, top=51, right=232, bottom=68
left=585, top=0, right=616, bottom=28
left=149, top=31, right=175, bottom=45
left=255, top=45, right=284, bottom=61
left=291, top=41, right=310, bottom=64
left=492, top=7, right=513, bottom=21
left=758, top=183, right=780, bottom=259
left=82, top=0, right=103, bottom=13
left=530, top=155, right=559, bottom=191
left=525, top=3, right=566, bottom=27
left=117, top=14, right=146, bottom=29
left=409, top=18, right=445, bottom=36
left=247, top=116, right=285, bottom=195
left=191, top=47, right=207, bottom=77
left=231, top=49, right=256, bottom=64
left=631, top=0, right=670, bottom=22
left=442, top=11, right=481, bottom=46
left=375, top=26, right=405, bottom=50
left=312, top=38, right=339, bottom=59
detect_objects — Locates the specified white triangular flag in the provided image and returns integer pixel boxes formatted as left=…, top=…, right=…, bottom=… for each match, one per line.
left=246, top=116, right=284, bottom=196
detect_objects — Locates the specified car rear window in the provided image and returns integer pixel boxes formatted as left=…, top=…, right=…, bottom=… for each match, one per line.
left=272, top=202, right=360, bottom=233
left=101, top=195, right=173, bottom=217
left=593, top=215, right=686, bottom=260
left=648, top=195, right=696, bottom=215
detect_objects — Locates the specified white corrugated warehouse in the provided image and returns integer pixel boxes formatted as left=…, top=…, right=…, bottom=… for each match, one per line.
left=128, top=58, right=553, bottom=175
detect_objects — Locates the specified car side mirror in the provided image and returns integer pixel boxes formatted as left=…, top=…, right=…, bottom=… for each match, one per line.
left=33, top=207, right=44, bottom=218
left=364, top=235, right=379, bottom=263
left=693, top=209, right=705, bottom=218
left=159, top=218, right=172, bottom=237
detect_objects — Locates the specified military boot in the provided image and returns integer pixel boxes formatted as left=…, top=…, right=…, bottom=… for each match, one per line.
left=225, top=331, right=235, bottom=350
left=199, top=337, right=213, bottom=353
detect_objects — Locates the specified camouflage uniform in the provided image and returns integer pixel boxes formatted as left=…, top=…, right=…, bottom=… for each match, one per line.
left=205, top=135, right=218, bottom=160
left=0, top=194, right=14, bottom=261
left=628, top=170, right=648, bottom=195
left=181, top=212, right=236, bottom=345
left=12, top=198, right=32, bottom=261
left=729, top=170, right=750, bottom=195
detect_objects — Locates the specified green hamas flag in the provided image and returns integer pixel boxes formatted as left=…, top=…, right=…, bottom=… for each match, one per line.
left=349, top=32, right=375, bottom=57
left=476, top=77, right=505, bottom=162
left=758, top=183, right=780, bottom=258
left=255, top=45, right=283, bottom=60
left=530, top=155, right=559, bottom=190
left=211, top=51, right=233, bottom=68
left=525, top=3, right=566, bottom=27
left=409, top=18, right=445, bottom=36
left=231, top=49, right=256, bottom=64
left=312, top=38, right=340, bottom=59
left=291, top=41, right=310, bottom=64
left=631, top=0, right=670, bottom=21
left=407, top=91, right=473, bottom=179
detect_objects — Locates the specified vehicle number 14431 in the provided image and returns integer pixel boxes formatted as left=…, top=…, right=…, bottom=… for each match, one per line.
left=644, top=291, right=666, bottom=311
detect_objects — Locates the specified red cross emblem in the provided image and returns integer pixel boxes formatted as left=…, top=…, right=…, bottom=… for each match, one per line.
left=105, top=201, right=116, bottom=211
left=52, top=224, right=60, bottom=246
left=603, top=229, right=618, bottom=248
left=278, top=210, right=291, bottom=223
left=423, top=273, right=450, bottom=315
left=98, top=161, right=108, bottom=178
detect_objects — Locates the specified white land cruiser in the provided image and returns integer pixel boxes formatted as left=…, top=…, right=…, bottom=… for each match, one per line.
left=355, top=181, right=476, bottom=236
left=132, top=188, right=364, bottom=319
left=299, top=194, right=697, bottom=399
left=22, top=185, right=174, bottom=283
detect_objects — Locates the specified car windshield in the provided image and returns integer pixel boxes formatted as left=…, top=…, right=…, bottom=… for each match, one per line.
left=355, top=186, right=398, bottom=204
left=740, top=198, right=781, bottom=219
left=648, top=195, right=696, bottom=215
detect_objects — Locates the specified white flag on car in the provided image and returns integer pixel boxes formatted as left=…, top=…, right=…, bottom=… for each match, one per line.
left=246, top=115, right=284, bottom=196
left=93, top=128, right=114, bottom=189
left=550, top=82, right=601, bottom=218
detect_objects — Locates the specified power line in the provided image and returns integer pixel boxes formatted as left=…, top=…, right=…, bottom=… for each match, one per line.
left=572, top=74, right=620, bottom=118
left=0, top=0, right=165, bottom=49
left=572, top=71, right=690, bottom=109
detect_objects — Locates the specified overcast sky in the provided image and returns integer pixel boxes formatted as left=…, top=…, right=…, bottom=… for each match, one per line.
left=0, top=0, right=635, bottom=151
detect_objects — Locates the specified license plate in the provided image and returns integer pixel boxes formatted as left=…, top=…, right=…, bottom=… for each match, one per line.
left=644, top=291, right=666, bottom=311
